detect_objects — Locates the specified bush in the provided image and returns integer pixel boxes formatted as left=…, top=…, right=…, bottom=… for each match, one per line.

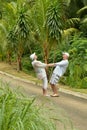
left=66, top=38, right=87, bottom=88
left=22, top=55, right=34, bottom=74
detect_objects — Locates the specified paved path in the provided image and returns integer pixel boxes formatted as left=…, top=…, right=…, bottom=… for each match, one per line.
left=0, top=72, right=87, bottom=130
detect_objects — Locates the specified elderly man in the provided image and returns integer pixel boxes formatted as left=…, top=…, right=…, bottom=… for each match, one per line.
left=30, top=52, right=49, bottom=96
left=49, top=52, right=69, bottom=97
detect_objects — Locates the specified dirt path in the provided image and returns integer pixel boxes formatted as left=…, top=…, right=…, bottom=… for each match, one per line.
left=0, top=73, right=87, bottom=130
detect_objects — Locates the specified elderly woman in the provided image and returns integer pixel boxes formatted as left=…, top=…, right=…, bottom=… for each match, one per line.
left=30, top=53, right=49, bottom=96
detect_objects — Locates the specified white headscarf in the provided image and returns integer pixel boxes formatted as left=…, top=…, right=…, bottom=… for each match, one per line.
left=30, top=52, right=35, bottom=60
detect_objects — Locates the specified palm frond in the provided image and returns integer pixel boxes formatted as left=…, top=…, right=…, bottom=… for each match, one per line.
left=77, top=6, right=87, bottom=18
left=63, top=28, right=79, bottom=36
left=7, top=2, right=17, bottom=16
left=2, top=2, right=17, bottom=27
left=81, top=17, right=87, bottom=24
left=65, top=18, right=80, bottom=28
left=31, top=0, right=50, bottom=41
left=46, top=1, right=65, bottom=41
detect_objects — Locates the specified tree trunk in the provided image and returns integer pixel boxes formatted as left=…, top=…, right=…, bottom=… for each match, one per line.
left=43, top=42, right=49, bottom=64
left=17, top=54, right=22, bottom=72
left=43, top=41, right=50, bottom=80
left=7, top=52, right=11, bottom=65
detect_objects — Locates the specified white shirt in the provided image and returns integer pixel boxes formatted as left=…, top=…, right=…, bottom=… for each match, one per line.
left=53, top=59, right=69, bottom=77
left=32, top=60, right=47, bottom=79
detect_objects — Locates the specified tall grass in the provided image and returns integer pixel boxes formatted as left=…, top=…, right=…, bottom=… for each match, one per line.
left=0, top=81, right=56, bottom=130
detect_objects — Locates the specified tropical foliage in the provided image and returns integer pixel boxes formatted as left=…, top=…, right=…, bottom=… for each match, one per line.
left=61, top=36, right=87, bottom=88
left=68, top=39, right=87, bottom=88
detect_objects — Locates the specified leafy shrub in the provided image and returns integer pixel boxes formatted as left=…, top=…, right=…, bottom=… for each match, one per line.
left=66, top=38, right=87, bottom=88
left=81, top=77, right=87, bottom=89
left=22, top=55, right=32, bottom=72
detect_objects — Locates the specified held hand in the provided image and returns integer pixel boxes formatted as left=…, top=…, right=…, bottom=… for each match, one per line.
left=47, top=63, right=55, bottom=67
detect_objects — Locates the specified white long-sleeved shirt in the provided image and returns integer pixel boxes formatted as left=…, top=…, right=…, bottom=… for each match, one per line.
left=53, top=59, right=69, bottom=77
left=32, top=60, right=47, bottom=79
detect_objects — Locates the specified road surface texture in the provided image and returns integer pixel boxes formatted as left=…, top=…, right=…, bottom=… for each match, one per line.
left=0, top=72, right=87, bottom=130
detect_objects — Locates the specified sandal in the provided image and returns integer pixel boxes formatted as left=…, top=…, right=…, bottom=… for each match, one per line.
left=44, top=94, right=50, bottom=97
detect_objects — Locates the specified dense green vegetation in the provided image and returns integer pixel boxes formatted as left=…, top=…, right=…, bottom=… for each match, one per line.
left=0, top=81, right=56, bottom=130
left=0, top=0, right=87, bottom=88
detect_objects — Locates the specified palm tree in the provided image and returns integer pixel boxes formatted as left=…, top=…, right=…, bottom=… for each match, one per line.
left=14, top=7, right=30, bottom=71
left=6, top=1, right=30, bottom=71
left=0, top=1, right=30, bottom=71
left=30, top=0, right=66, bottom=64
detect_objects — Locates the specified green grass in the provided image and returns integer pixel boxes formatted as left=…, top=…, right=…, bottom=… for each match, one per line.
left=0, top=81, right=56, bottom=130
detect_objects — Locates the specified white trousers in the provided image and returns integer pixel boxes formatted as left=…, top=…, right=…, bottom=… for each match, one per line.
left=42, top=76, right=48, bottom=90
